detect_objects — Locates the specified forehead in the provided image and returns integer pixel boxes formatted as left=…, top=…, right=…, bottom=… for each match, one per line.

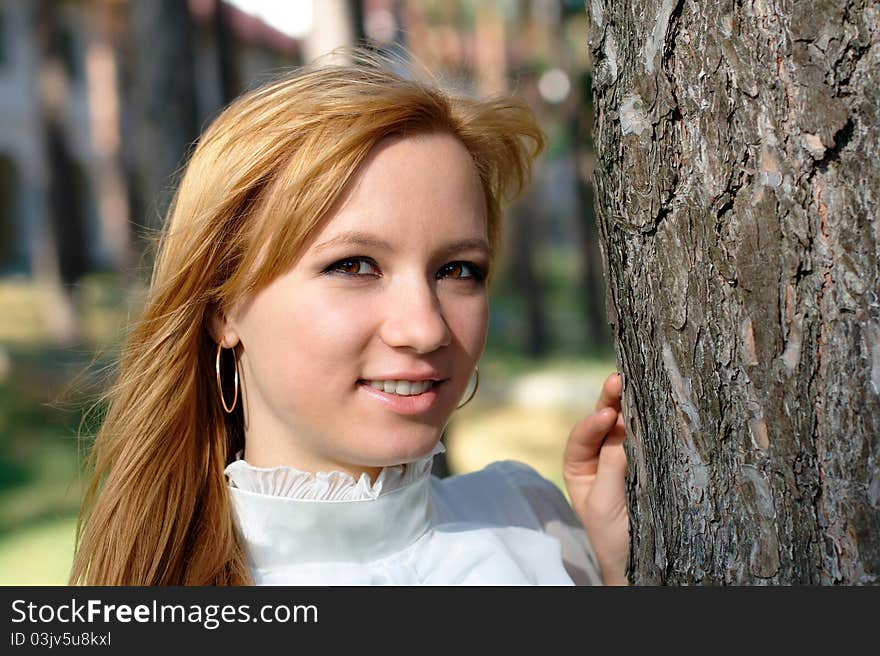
left=308, top=132, right=489, bottom=252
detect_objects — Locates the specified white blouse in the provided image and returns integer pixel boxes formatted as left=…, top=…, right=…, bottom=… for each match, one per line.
left=224, top=443, right=603, bottom=585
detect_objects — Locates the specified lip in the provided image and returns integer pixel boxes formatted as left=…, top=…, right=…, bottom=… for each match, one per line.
left=357, top=379, right=445, bottom=415
left=360, top=371, right=445, bottom=382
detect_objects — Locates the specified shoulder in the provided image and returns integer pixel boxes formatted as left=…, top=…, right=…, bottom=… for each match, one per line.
left=430, top=460, right=579, bottom=534
left=430, top=460, right=557, bottom=528
left=430, top=461, right=604, bottom=585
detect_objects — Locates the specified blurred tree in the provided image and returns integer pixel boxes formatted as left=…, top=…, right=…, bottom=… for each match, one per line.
left=348, top=0, right=367, bottom=44
left=128, top=0, right=199, bottom=234
left=0, top=155, right=21, bottom=272
left=212, top=0, right=240, bottom=103
left=507, top=184, right=550, bottom=358
left=589, top=0, right=879, bottom=583
left=33, top=0, right=86, bottom=344
left=571, top=76, right=610, bottom=349
left=503, top=23, right=550, bottom=359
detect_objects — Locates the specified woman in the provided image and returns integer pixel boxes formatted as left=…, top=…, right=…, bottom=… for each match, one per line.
left=70, top=53, right=628, bottom=585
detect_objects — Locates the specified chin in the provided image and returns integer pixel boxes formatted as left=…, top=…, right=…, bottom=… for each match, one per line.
left=358, top=432, right=442, bottom=468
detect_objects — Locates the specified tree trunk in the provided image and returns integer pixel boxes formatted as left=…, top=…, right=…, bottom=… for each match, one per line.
left=588, top=0, right=879, bottom=584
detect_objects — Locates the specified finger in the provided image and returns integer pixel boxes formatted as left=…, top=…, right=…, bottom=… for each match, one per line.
left=592, top=431, right=627, bottom=503
left=564, top=406, right=618, bottom=471
left=594, top=372, right=622, bottom=413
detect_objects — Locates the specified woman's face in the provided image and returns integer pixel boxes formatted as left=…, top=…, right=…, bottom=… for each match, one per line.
left=219, top=132, right=490, bottom=480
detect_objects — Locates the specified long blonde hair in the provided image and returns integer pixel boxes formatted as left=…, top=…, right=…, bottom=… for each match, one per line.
left=70, top=53, right=545, bottom=585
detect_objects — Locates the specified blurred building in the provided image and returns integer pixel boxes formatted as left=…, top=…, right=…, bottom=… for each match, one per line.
left=0, top=0, right=300, bottom=279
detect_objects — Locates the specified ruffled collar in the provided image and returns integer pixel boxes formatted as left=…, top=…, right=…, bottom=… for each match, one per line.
left=224, top=443, right=443, bottom=567
left=224, top=441, right=444, bottom=501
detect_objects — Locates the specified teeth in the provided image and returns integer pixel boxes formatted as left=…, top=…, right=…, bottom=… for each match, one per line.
left=366, top=380, right=435, bottom=396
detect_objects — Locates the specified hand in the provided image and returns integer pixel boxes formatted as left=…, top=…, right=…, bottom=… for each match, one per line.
left=563, top=372, right=629, bottom=585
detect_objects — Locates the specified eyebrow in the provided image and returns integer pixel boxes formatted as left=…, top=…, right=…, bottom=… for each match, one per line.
left=312, top=230, right=494, bottom=259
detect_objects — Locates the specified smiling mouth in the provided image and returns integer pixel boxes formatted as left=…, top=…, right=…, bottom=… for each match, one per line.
left=357, top=379, right=447, bottom=396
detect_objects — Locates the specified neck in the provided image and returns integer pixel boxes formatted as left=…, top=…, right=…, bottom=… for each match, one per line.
left=243, top=442, right=384, bottom=484
left=226, top=447, right=438, bottom=566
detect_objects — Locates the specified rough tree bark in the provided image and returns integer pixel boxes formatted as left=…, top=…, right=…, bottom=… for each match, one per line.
left=588, top=0, right=879, bottom=583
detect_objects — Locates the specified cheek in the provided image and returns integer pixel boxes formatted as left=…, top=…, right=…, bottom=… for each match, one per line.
left=303, top=302, right=371, bottom=366
left=443, top=295, right=489, bottom=355
left=239, top=290, right=371, bottom=395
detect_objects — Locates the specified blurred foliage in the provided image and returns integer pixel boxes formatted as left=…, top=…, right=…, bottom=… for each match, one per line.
left=488, top=245, right=615, bottom=361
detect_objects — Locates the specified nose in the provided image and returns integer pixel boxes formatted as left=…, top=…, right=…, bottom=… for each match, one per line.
left=379, top=278, right=452, bottom=354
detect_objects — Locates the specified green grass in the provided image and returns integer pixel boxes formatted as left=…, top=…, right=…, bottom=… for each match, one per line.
left=0, top=372, right=87, bottom=585
left=0, top=516, right=76, bottom=585
left=0, top=274, right=119, bottom=585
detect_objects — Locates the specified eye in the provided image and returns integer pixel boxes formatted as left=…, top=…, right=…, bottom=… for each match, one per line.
left=439, top=261, right=487, bottom=282
left=324, top=257, right=380, bottom=277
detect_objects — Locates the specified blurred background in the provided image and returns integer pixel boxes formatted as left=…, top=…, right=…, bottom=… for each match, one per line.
left=0, top=0, right=612, bottom=584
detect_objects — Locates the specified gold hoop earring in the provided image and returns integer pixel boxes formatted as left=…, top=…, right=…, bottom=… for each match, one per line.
left=215, top=342, right=239, bottom=414
left=456, top=366, right=479, bottom=410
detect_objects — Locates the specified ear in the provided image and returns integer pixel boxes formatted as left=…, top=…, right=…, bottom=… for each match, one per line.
left=207, top=304, right=241, bottom=349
